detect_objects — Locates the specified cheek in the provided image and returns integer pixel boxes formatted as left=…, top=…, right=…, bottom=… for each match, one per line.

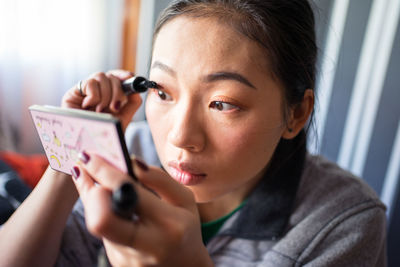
left=211, top=119, right=284, bottom=177
left=223, top=129, right=281, bottom=159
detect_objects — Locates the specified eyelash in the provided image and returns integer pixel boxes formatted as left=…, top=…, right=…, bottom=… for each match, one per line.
left=152, top=89, right=241, bottom=112
left=153, top=89, right=172, bottom=101
left=209, top=101, right=240, bottom=112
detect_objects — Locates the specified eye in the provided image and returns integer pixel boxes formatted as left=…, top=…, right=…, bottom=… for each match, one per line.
left=209, top=101, right=239, bottom=112
left=154, top=89, right=172, bottom=101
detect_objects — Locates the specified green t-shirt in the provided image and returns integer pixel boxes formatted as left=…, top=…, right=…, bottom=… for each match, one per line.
left=201, top=201, right=246, bottom=245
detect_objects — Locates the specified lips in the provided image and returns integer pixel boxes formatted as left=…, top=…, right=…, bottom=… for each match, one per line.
left=167, top=161, right=207, bottom=185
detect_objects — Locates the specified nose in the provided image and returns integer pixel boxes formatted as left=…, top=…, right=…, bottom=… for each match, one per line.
left=167, top=101, right=206, bottom=153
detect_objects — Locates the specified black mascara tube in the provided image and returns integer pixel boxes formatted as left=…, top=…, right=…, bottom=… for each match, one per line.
left=121, top=76, right=158, bottom=95
left=112, top=182, right=138, bottom=220
left=111, top=77, right=153, bottom=220
left=99, top=184, right=137, bottom=265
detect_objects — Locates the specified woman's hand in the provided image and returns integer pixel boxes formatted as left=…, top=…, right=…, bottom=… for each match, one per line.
left=61, top=70, right=142, bottom=130
left=71, top=152, right=213, bottom=267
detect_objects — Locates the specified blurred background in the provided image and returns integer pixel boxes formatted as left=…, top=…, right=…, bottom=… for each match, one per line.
left=0, top=0, right=399, bottom=265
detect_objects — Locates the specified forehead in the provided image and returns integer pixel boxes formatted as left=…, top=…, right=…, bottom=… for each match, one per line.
left=152, top=16, right=270, bottom=74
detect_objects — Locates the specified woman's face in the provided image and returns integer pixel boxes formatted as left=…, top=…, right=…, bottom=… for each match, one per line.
left=146, top=16, right=286, bottom=203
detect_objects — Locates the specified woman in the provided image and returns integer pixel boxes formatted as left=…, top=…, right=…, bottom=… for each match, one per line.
left=0, top=0, right=386, bottom=266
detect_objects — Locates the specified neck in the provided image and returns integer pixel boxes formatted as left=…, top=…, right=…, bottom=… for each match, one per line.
left=197, top=170, right=264, bottom=223
left=197, top=195, right=242, bottom=223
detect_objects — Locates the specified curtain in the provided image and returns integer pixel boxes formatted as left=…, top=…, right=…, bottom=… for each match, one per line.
left=0, top=0, right=124, bottom=153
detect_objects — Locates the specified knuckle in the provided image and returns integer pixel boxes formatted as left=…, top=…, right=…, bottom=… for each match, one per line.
left=79, top=180, right=91, bottom=194
left=127, top=95, right=142, bottom=109
left=105, top=72, right=116, bottom=79
left=135, top=96, right=143, bottom=106
left=108, top=69, right=133, bottom=80
left=165, top=217, right=187, bottom=244
left=86, top=78, right=98, bottom=88
left=61, top=93, right=69, bottom=104
left=93, top=71, right=107, bottom=81
left=106, top=69, right=119, bottom=75
left=88, top=155, right=103, bottom=174
left=154, top=217, right=190, bottom=262
left=86, top=212, right=108, bottom=237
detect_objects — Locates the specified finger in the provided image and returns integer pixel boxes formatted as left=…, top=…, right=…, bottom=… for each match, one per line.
left=102, top=220, right=171, bottom=260
left=70, top=165, right=96, bottom=204
left=133, top=158, right=196, bottom=212
left=107, top=73, right=128, bottom=113
left=86, top=184, right=196, bottom=262
left=98, top=209, right=175, bottom=259
left=107, top=69, right=134, bottom=81
left=81, top=181, right=170, bottom=254
left=84, top=188, right=139, bottom=245
left=102, top=240, right=145, bottom=266
left=92, top=72, right=112, bottom=112
left=103, top=210, right=195, bottom=262
left=71, top=163, right=141, bottom=244
left=106, top=70, right=142, bottom=130
left=81, top=79, right=101, bottom=109
left=61, top=87, right=84, bottom=108
left=118, top=93, right=142, bottom=131
left=76, top=154, right=201, bottom=259
left=74, top=175, right=141, bottom=245
left=78, top=151, right=131, bottom=189
left=78, top=152, right=170, bottom=219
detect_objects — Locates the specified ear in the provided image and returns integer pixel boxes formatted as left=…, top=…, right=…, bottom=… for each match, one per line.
left=282, top=89, right=314, bottom=139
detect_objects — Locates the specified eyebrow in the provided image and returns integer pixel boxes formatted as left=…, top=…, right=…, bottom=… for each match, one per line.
left=151, top=60, right=257, bottom=90
left=151, top=61, right=176, bottom=77
left=203, top=72, right=257, bottom=90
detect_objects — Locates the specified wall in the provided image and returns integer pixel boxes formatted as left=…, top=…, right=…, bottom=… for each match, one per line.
left=311, top=0, right=400, bottom=265
left=0, top=0, right=124, bottom=153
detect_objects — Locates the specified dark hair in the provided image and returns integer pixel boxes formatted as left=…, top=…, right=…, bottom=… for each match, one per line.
left=153, top=0, right=317, bottom=171
left=154, top=0, right=317, bottom=120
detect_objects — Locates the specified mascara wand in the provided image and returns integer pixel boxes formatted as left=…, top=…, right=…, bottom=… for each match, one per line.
left=121, top=76, right=158, bottom=95
left=97, top=182, right=138, bottom=267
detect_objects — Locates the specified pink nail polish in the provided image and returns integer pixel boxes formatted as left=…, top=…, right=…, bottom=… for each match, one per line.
left=134, top=158, right=149, bottom=171
left=71, top=166, right=80, bottom=180
left=114, top=101, right=121, bottom=110
left=78, top=151, right=90, bottom=164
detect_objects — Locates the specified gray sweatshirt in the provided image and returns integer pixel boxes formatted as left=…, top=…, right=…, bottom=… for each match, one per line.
left=207, top=154, right=386, bottom=266
left=56, top=121, right=387, bottom=266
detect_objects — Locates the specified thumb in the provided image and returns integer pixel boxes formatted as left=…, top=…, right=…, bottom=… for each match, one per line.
left=132, top=158, right=197, bottom=212
left=107, top=69, right=135, bottom=81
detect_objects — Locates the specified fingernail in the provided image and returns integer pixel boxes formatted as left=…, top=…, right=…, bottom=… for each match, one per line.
left=114, top=100, right=121, bottom=110
left=134, top=158, right=149, bottom=171
left=78, top=151, right=90, bottom=164
left=71, top=166, right=80, bottom=180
